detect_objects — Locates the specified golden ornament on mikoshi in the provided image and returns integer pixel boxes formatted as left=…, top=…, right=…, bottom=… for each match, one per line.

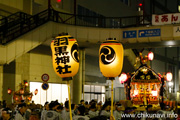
left=51, top=33, right=79, bottom=79
left=99, top=38, right=124, bottom=78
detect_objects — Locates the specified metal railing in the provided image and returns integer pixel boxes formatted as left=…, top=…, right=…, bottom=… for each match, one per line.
left=0, top=8, right=152, bottom=45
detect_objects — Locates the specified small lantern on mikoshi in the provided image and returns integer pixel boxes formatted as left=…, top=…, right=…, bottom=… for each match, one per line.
left=24, top=82, right=29, bottom=87
left=99, top=38, right=124, bottom=78
left=34, top=89, right=38, bottom=95
left=51, top=33, right=79, bottom=79
left=148, top=51, right=154, bottom=61
left=119, top=73, right=128, bottom=84
left=20, top=88, right=24, bottom=94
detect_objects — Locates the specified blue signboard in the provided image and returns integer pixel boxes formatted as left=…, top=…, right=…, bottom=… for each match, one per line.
left=123, top=30, right=137, bottom=38
left=42, top=82, right=49, bottom=90
left=138, top=29, right=161, bottom=37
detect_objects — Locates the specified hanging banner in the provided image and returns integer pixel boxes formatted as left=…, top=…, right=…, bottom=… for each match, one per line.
left=152, top=13, right=180, bottom=25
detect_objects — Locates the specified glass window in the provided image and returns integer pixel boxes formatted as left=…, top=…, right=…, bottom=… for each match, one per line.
left=84, top=85, right=90, bottom=92
left=84, top=94, right=91, bottom=102
left=91, top=85, right=94, bottom=92
left=102, top=86, right=105, bottom=92
left=91, top=94, right=95, bottom=100
left=95, top=86, right=101, bottom=92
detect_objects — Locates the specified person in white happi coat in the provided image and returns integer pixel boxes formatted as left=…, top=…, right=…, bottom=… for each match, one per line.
left=99, top=102, right=111, bottom=118
left=73, top=105, right=89, bottom=120
left=41, top=102, right=49, bottom=120
left=114, top=104, right=124, bottom=120
left=14, top=103, right=27, bottom=120
left=44, top=101, right=60, bottom=120
left=88, top=103, right=98, bottom=118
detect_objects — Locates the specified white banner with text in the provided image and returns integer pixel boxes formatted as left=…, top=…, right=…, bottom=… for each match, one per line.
left=152, top=13, right=180, bottom=25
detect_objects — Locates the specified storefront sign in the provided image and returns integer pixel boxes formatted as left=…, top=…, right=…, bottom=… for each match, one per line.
left=152, top=13, right=180, bottom=25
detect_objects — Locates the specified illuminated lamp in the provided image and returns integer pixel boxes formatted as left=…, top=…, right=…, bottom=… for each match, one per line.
left=51, top=33, right=80, bottom=120
left=7, top=88, right=12, bottom=94
left=34, top=89, right=38, bottom=95
left=138, top=3, right=143, bottom=7
left=24, top=82, right=29, bottom=87
left=20, top=88, right=24, bottom=94
left=151, top=90, right=157, bottom=96
left=119, top=73, right=128, bottom=84
left=166, top=72, right=172, bottom=81
left=15, top=97, right=19, bottom=101
left=99, top=38, right=124, bottom=78
left=28, top=97, right=32, bottom=101
left=57, top=0, right=61, bottom=2
left=99, top=38, right=124, bottom=118
left=51, top=33, right=79, bottom=79
left=148, top=51, right=154, bottom=61
left=133, top=90, right=139, bottom=96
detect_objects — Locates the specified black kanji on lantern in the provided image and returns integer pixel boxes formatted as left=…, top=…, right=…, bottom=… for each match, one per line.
left=54, top=46, right=68, bottom=56
left=56, top=65, right=71, bottom=74
left=55, top=56, right=70, bottom=65
left=54, top=37, right=69, bottom=46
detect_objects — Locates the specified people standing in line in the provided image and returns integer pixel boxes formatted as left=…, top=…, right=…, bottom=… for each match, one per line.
left=14, top=103, right=27, bottom=120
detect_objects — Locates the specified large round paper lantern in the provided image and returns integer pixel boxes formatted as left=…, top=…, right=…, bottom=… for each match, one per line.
left=99, top=38, right=124, bottom=78
left=51, top=33, right=79, bottom=79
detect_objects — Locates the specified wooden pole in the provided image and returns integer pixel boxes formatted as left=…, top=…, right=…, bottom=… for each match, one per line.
left=111, top=80, right=114, bottom=117
left=67, top=81, right=72, bottom=120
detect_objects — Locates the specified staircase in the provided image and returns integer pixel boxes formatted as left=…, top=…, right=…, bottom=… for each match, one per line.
left=0, top=8, right=152, bottom=65
left=0, top=8, right=152, bottom=45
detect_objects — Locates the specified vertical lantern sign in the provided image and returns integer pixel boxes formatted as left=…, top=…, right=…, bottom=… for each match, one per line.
left=51, top=33, right=79, bottom=120
left=99, top=38, right=124, bottom=118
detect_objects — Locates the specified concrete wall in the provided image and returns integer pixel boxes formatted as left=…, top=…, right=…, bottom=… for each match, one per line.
left=16, top=52, right=64, bottom=84
left=29, top=53, right=64, bottom=83
left=0, top=0, right=23, bottom=11
left=3, top=62, right=15, bottom=104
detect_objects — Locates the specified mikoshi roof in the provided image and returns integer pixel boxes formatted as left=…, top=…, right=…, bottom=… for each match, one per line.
left=131, top=64, right=161, bottom=83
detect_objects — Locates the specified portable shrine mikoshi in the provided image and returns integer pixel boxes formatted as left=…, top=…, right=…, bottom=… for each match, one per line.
left=129, top=65, right=161, bottom=107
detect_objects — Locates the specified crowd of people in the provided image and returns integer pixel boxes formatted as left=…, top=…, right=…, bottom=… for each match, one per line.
left=0, top=99, right=179, bottom=120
